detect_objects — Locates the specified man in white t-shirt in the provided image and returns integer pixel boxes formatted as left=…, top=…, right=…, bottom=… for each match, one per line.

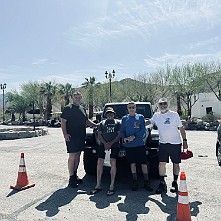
left=146, top=98, right=188, bottom=194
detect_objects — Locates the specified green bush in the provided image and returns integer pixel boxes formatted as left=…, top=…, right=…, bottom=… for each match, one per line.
left=201, top=113, right=220, bottom=122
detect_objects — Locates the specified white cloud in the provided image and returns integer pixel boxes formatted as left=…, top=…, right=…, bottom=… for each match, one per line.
left=66, top=0, right=221, bottom=48
left=144, top=52, right=221, bottom=69
left=1, top=0, right=221, bottom=92
left=32, top=58, right=57, bottom=65
left=186, top=37, right=220, bottom=50
left=32, top=58, right=49, bottom=65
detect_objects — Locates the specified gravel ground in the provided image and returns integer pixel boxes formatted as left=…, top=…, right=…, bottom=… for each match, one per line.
left=0, top=126, right=220, bottom=221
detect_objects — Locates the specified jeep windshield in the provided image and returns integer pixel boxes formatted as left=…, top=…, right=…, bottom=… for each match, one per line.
left=103, top=103, right=153, bottom=119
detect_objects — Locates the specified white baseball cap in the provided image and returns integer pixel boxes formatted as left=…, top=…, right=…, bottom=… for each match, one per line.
left=158, top=98, right=168, bottom=103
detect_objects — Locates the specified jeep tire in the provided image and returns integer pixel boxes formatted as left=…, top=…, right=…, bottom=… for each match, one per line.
left=83, top=147, right=97, bottom=175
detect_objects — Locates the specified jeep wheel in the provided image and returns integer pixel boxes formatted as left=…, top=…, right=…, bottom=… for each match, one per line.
left=217, top=143, right=221, bottom=166
left=83, top=147, right=97, bottom=175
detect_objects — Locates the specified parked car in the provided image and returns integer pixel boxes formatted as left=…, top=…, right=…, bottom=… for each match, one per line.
left=84, top=102, right=159, bottom=178
left=216, top=123, right=221, bottom=166
left=26, top=108, right=41, bottom=120
left=47, top=112, right=62, bottom=127
left=47, top=118, right=61, bottom=127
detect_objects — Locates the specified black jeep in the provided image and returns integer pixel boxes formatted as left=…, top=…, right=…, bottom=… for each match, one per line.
left=84, top=102, right=159, bottom=178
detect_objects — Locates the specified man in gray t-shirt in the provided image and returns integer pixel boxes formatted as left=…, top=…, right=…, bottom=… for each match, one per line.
left=90, top=107, right=121, bottom=196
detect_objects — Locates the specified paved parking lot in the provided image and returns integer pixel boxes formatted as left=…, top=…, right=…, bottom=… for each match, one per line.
left=0, top=126, right=220, bottom=221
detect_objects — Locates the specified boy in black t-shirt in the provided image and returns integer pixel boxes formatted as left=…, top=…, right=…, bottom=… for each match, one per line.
left=90, top=107, right=121, bottom=196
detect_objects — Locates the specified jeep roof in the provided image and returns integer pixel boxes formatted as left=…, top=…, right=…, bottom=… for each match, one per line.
left=102, top=102, right=153, bottom=119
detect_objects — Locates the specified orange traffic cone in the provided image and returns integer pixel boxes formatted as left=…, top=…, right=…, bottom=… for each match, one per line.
left=176, top=171, right=191, bottom=221
left=10, top=153, right=35, bottom=191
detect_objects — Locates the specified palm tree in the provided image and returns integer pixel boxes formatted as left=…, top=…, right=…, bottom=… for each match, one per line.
left=82, top=77, right=100, bottom=119
left=40, top=81, right=58, bottom=120
left=57, top=83, right=75, bottom=111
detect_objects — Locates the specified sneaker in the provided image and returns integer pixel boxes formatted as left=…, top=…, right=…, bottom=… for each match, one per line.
left=144, top=180, right=153, bottom=192
left=155, top=182, right=167, bottom=194
left=131, top=180, right=138, bottom=191
left=68, top=176, right=78, bottom=188
left=76, top=176, right=83, bottom=184
left=170, top=181, right=178, bottom=193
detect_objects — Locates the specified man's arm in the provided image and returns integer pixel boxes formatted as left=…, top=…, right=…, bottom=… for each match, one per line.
left=86, top=119, right=99, bottom=127
left=97, top=131, right=107, bottom=146
left=107, top=131, right=121, bottom=147
left=120, top=118, right=126, bottom=141
left=61, top=118, right=71, bottom=141
left=145, top=119, right=151, bottom=126
left=179, top=126, right=188, bottom=149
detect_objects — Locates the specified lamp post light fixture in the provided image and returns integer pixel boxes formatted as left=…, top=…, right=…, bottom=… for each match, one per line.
left=105, top=70, right=115, bottom=102
left=0, top=83, right=7, bottom=122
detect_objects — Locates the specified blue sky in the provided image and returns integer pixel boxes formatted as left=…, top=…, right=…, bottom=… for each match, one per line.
left=0, top=0, right=221, bottom=92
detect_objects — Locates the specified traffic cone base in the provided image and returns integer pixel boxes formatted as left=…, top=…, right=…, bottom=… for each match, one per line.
left=10, top=183, right=35, bottom=191
left=10, top=153, right=35, bottom=191
left=176, top=203, right=191, bottom=221
left=173, top=214, right=198, bottom=221
left=176, top=171, right=192, bottom=221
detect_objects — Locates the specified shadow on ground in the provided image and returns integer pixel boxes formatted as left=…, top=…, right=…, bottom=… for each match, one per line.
left=35, top=175, right=95, bottom=217
left=34, top=170, right=202, bottom=220
left=89, top=168, right=159, bottom=221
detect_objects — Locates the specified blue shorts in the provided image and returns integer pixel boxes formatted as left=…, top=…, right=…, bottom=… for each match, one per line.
left=159, top=143, right=181, bottom=164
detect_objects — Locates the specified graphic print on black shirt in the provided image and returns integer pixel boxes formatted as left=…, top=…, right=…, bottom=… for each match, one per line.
left=99, top=119, right=120, bottom=147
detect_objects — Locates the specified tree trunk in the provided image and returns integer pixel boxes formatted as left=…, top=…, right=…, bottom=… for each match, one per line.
left=89, top=105, right=93, bottom=119
left=176, top=94, right=182, bottom=116
left=46, top=96, right=52, bottom=120
left=88, top=88, right=93, bottom=119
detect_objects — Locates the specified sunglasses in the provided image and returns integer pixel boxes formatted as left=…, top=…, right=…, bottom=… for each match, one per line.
left=159, top=102, right=167, bottom=105
left=128, top=106, right=136, bottom=109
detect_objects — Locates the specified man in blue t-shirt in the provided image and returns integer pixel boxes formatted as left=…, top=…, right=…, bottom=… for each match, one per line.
left=121, top=102, right=153, bottom=191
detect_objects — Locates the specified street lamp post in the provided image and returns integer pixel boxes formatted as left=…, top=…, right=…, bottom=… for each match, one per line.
left=105, top=70, right=115, bottom=102
left=0, top=83, right=7, bottom=122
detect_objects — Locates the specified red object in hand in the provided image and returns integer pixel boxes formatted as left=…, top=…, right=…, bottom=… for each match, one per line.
left=180, top=150, right=193, bottom=160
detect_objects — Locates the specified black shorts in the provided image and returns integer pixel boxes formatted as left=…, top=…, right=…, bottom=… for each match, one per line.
left=66, top=137, right=85, bottom=153
left=126, top=146, right=147, bottom=164
left=96, top=145, right=119, bottom=159
left=159, top=143, right=181, bottom=164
